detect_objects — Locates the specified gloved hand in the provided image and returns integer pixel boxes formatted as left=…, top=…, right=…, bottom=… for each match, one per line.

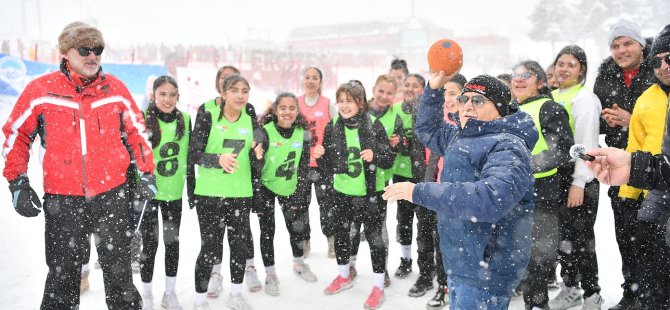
left=8, top=174, right=42, bottom=217
left=137, top=173, right=157, bottom=201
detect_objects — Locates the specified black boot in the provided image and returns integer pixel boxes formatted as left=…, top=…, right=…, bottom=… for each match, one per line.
left=408, top=273, right=434, bottom=297
left=426, top=284, right=448, bottom=309
left=394, top=258, right=413, bottom=278
left=608, top=296, right=641, bottom=310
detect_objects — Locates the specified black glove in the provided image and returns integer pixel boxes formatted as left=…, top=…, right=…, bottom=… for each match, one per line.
left=137, top=173, right=157, bottom=201
left=8, top=175, right=42, bottom=217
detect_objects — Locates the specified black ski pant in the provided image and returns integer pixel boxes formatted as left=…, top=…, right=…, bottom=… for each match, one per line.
left=333, top=191, right=387, bottom=273
left=139, top=199, right=182, bottom=283
left=42, top=184, right=141, bottom=310
left=194, top=196, right=251, bottom=292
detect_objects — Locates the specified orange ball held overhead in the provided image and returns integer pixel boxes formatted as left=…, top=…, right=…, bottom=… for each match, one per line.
left=427, top=39, right=463, bottom=75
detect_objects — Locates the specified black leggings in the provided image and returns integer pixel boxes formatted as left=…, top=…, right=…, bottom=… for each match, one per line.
left=194, top=196, right=251, bottom=292
left=558, top=180, right=600, bottom=297
left=42, top=184, right=141, bottom=310
left=309, top=167, right=335, bottom=238
left=251, top=185, right=309, bottom=266
left=139, top=199, right=182, bottom=283
left=333, top=191, right=387, bottom=274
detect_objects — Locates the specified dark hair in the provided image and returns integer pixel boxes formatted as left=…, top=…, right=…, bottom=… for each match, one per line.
left=553, top=45, right=588, bottom=87
left=145, top=75, right=185, bottom=147
left=218, top=74, right=250, bottom=121
left=390, top=57, right=409, bottom=75
left=513, top=60, right=552, bottom=96
left=448, top=73, right=467, bottom=89
left=303, top=66, right=323, bottom=94
left=405, top=73, right=426, bottom=88
left=260, top=92, right=308, bottom=128
left=336, top=80, right=368, bottom=112
left=215, top=65, right=240, bottom=92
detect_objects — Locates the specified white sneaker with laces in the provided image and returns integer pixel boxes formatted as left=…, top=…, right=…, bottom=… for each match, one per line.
left=207, top=272, right=223, bottom=298
left=161, top=292, right=183, bottom=310
left=581, top=293, right=603, bottom=310
left=226, top=294, right=253, bottom=310
left=548, top=283, right=582, bottom=310
left=142, top=293, right=154, bottom=310
left=264, top=274, right=280, bottom=296
left=293, top=263, right=317, bottom=283
left=244, top=266, right=262, bottom=292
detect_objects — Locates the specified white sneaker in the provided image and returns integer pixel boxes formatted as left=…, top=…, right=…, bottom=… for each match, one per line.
left=193, top=302, right=211, bottom=310
left=161, top=292, right=183, bottom=310
left=226, top=294, right=252, bottom=310
left=207, top=272, right=223, bottom=298
left=581, top=293, right=603, bottom=310
left=548, top=283, right=582, bottom=310
left=142, top=293, right=154, bottom=310
left=244, top=266, right=262, bottom=292
left=293, top=263, right=317, bottom=283
left=264, top=274, right=280, bottom=296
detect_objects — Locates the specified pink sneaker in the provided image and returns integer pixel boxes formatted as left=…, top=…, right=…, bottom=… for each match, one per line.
left=364, top=287, right=385, bottom=309
left=323, top=275, right=353, bottom=295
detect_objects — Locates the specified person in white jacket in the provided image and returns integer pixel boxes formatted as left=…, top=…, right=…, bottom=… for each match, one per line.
left=548, top=45, right=604, bottom=310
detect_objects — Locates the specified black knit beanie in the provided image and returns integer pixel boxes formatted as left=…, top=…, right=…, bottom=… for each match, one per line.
left=462, top=75, right=512, bottom=116
left=651, top=24, right=670, bottom=56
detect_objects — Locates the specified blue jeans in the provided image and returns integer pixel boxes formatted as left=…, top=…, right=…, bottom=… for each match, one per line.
left=448, top=279, right=511, bottom=310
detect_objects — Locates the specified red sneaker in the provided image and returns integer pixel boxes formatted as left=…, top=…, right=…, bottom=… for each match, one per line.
left=323, top=275, right=353, bottom=295
left=364, top=287, right=385, bottom=309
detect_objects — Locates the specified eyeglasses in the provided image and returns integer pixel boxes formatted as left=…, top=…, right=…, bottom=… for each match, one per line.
left=512, top=72, right=535, bottom=81
left=456, top=95, right=490, bottom=107
left=76, top=46, right=104, bottom=57
left=651, top=54, right=670, bottom=69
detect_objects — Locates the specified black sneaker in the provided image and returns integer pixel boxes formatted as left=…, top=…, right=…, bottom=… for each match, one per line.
left=394, top=258, right=412, bottom=279
left=608, top=296, right=642, bottom=310
left=408, top=273, right=434, bottom=297
left=426, top=284, right=448, bottom=309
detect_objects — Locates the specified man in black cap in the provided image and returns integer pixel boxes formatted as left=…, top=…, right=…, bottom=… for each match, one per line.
left=593, top=18, right=653, bottom=310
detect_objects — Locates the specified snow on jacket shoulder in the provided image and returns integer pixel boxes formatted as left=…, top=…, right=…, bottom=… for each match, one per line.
left=2, top=66, right=154, bottom=197
left=412, top=86, right=538, bottom=296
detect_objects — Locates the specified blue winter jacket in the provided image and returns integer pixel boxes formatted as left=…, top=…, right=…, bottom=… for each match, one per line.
left=412, top=86, right=538, bottom=296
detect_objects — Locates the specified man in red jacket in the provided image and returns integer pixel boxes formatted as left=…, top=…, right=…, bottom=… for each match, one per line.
left=2, top=21, right=156, bottom=309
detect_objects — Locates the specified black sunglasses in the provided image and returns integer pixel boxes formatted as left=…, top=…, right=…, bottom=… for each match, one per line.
left=456, top=95, right=490, bottom=107
left=76, top=46, right=104, bottom=57
left=651, top=54, right=670, bottom=69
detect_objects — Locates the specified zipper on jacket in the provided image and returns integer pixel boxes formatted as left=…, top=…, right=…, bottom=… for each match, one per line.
left=78, top=100, right=88, bottom=197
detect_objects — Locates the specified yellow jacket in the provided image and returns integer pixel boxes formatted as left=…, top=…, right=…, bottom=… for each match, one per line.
left=619, top=84, right=669, bottom=199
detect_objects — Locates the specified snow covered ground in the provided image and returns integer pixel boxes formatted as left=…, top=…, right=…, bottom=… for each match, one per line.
left=0, top=150, right=626, bottom=310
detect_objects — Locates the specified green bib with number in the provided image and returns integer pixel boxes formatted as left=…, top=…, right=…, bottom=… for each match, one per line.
left=152, top=112, right=190, bottom=201
left=370, top=112, right=395, bottom=191
left=194, top=105, right=253, bottom=198
left=391, top=103, right=415, bottom=178
left=332, top=119, right=367, bottom=197
left=261, top=123, right=304, bottom=196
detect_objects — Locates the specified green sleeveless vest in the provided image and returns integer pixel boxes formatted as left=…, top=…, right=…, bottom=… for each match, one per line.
left=518, top=98, right=557, bottom=179
left=194, top=105, right=254, bottom=198
left=261, top=123, right=304, bottom=196
left=391, top=103, right=415, bottom=178
left=332, top=117, right=367, bottom=196
left=551, top=85, right=583, bottom=134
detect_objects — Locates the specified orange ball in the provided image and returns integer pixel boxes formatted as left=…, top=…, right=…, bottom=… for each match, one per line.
left=427, top=39, right=463, bottom=75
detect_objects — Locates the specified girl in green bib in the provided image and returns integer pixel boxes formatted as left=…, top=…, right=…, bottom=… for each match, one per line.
left=189, top=74, right=261, bottom=310
left=315, top=81, right=395, bottom=309
left=139, top=76, right=190, bottom=310
left=248, top=92, right=318, bottom=296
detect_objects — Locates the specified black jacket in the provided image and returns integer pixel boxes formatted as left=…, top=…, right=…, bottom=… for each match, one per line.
left=519, top=95, right=574, bottom=202
left=317, top=112, right=395, bottom=196
left=594, top=37, right=655, bottom=149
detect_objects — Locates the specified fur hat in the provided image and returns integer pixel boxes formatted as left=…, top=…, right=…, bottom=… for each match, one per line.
left=58, top=21, right=105, bottom=54
left=651, top=24, right=670, bottom=56
left=462, top=75, right=512, bottom=116
left=608, top=19, right=645, bottom=47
